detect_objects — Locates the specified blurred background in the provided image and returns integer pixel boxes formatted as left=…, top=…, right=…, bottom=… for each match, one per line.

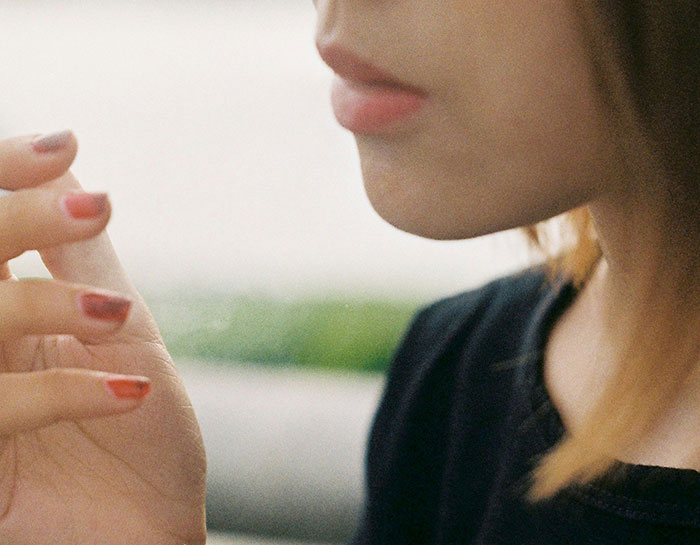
left=1, top=1, right=539, bottom=543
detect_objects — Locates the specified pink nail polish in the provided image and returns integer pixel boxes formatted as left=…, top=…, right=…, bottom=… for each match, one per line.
left=106, top=378, right=151, bottom=400
left=80, top=293, right=132, bottom=322
left=62, top=193, right=108, bottom=219
left=31, top=130, right=73, bottom=153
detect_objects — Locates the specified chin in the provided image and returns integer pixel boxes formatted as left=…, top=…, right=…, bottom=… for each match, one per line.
left=362, top=176, right=491, bottom=241
left=355, top=137, right=519, bottom=241
left=369, top=202, right=470, bottom=240
left=361, top=166, right=589, bottom=243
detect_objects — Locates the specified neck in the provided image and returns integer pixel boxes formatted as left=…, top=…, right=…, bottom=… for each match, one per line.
left=588, top=171, right=700, bottom=330
left=583, top=170, right=700, bottom=468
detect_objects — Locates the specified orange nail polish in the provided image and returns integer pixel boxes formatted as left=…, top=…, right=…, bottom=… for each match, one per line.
left=80, top=292, right=131, bottom=322
left=106, top=378, right=151, bottom=400
left=62, top=193, right=108, bottom=219
left=31, top=130, right=73, bottom=153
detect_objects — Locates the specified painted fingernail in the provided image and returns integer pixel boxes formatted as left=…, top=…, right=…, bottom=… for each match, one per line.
left=106, top=377, right=151, bottom=400
left=80, top=292, right=132, bottom=322
left=62, top=192, right=108, bottom=219
left=31, top=130, right=73, bottom=153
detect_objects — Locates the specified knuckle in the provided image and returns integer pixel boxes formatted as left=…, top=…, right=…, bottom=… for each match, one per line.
left=52, top=170, right=81, bottom=191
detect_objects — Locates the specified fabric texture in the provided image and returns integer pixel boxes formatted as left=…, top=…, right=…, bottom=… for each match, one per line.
left=352, top=265, right=700, bottom=544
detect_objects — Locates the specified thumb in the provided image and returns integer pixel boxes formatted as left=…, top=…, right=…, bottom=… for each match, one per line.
left=41, top=230, right=136, bottom=297
left=38, top=172, right=160, bottom=342
left=38, top=171, right=134, bottom=295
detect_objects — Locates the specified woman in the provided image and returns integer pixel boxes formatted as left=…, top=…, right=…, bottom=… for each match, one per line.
left=311, top=0, right=699, bottom=543
left=0, top=0, right=697, bottom=543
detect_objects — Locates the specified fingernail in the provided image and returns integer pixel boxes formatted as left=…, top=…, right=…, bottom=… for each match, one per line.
left=31, top=130, right=73, bottom=153
left=80, top=292, right=132, bottom=322
left=106, top=377, right=151, bottom=400
left=62, top=192, right=108, bottom=219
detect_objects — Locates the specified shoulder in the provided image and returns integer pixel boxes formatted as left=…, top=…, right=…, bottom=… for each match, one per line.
left=395, top=264, right=553, bottom=370
left=373, top=263, right=556, bottom=434
left=358, top=264, right=560, bottom=540
left=423, top=263, right=550, bottom=322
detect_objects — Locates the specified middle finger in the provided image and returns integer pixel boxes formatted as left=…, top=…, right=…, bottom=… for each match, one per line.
left=0, top=185, right=111, bottom=264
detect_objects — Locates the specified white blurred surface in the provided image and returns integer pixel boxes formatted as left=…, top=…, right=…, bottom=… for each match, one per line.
left=208, top=532, right=329, bottom=545
left=1, top=1, right=534, bottom=299
left=181, top=362, right=383, bottom=542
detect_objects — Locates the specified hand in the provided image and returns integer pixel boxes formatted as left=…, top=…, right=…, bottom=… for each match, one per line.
left=0, top=132, right=206, bottom=544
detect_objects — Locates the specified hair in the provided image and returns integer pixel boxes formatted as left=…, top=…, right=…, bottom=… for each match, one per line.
left=522, top=0, right=700, bottom=501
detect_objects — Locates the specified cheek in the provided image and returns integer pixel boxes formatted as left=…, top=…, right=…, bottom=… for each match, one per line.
left=356, top=141, right=587, bottom=240
left=354, top=7, right=619, bottom=240
left=355, top=86, right=616, bottom=241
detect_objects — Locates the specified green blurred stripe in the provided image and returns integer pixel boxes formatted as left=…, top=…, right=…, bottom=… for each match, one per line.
left=145, top=293, right=422, bottom=373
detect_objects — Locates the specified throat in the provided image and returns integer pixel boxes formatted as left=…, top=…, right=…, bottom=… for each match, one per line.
left=543, top=263, right=700, bottom=472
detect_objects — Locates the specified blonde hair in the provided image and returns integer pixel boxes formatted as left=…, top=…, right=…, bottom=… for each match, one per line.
left=523, top=0, right=700, bottom=500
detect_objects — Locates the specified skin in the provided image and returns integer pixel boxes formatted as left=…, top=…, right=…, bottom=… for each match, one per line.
left=0, top=134, right=206, bottom=543
left=0, top=2, right=695, bottom=540
left=313, top=0, right=700, bottom=467
left=314, top=0, right=620, bottom=240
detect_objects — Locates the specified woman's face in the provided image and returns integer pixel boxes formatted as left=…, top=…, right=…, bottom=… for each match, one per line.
left=313, top=1, right=624, bottom=240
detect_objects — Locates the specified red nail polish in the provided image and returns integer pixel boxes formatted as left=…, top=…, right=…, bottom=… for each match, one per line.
left=106, top=378, right=151, bottom=400
left=62, top=193, right=108, bottom=219
left=31, top=130, right=73, bottom=153
left=80, top=293, right=132, bottom=322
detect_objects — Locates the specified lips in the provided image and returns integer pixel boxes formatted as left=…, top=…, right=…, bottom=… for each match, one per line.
left=316, top=43, right=428, bottom=134
left=316, top=43, right=425, bottom=92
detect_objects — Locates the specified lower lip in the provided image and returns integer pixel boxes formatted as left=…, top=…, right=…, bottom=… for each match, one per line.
left=331, top=76, right=427, bottom=135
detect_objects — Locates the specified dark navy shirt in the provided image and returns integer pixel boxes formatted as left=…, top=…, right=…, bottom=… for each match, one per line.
left=352, top=266, right=700, bottom=544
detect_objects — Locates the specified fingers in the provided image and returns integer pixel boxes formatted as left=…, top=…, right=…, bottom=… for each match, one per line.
left=39, top=172, right=136, bottom=297
left=0, top=369, right=151, bottom=436
left=0, top=278, right=132, bottom=340
left=0, top=130, right=77, bottom=190
left=8, top=169, right=149, bottom=342
left=0, top=185, right=111, bottom=264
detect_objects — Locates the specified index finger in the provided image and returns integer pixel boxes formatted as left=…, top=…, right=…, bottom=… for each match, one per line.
left=0, top=130, right=78, bottom=190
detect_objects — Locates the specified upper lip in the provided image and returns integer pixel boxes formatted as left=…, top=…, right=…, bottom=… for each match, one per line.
left=315, top=42, right=426, bottom=95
